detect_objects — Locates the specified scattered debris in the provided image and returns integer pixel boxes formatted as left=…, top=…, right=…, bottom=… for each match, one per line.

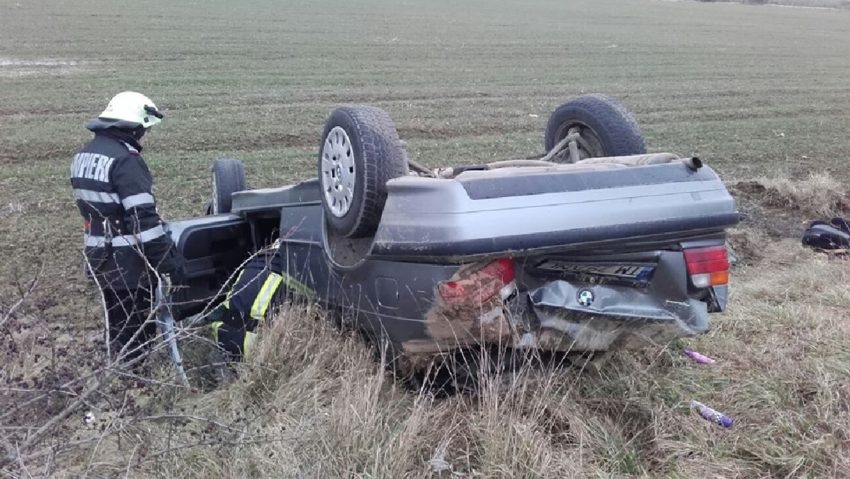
left=691, top=400, right=733, bottom=428
left=82, top=411, right=95, bottom=426
left=683, top=348, right=716, bottom=365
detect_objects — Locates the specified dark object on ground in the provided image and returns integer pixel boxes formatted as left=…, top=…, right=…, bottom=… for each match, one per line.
left=164, top=95, right=739, bottom=376
left=802, top=217, right=850, bottom=250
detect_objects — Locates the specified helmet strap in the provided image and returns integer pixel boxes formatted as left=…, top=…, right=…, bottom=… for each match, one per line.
left=131, top=126, right=147, bottom=141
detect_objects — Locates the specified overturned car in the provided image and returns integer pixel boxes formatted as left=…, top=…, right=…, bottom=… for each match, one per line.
left=167, top=94, right=739, bottom=371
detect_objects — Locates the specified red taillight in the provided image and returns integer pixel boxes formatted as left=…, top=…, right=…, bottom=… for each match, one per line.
left=488, top=258, right=516, bottom=284
left=439, top=258, right=516, bottom=305
left=683, top=246, right=729, bottom=287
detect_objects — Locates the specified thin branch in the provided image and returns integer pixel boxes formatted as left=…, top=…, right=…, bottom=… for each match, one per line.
left=123, top=445, right=139, bottom=479
left=0, top=264, right=42, bottom=330
left=1, top=374, right=103, bottom=468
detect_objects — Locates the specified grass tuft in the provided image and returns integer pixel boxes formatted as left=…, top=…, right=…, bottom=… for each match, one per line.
left=734, top=172, right=850, bottom=218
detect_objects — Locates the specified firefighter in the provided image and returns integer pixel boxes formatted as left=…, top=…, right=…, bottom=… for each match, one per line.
left=210, top=248, right=286, bottom=362
left=70, top=91, right=179, bottom=364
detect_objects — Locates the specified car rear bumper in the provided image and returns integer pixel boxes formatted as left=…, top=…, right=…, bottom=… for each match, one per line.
left=524, top=280, right=710, bottom=352
left=373, top=162, right=739, bottom=260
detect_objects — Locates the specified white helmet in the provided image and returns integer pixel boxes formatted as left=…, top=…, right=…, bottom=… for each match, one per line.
left=96, top=91, right=163, bottom=129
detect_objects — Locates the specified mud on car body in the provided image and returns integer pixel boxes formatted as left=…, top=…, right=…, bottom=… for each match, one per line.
left=166, top=95, right=739, bottom=374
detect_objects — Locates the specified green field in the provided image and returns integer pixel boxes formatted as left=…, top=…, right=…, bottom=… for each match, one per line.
left=3, top=0, right=850, bottom=476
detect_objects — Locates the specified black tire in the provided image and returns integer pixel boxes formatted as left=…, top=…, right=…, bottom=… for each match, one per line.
left=318, top=106, right=409, bottom=238
left=544, top=94, right=646, bottom=160
left=210, top=158, right=246, bottom=214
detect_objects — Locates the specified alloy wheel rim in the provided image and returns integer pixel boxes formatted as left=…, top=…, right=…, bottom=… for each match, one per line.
left=321, top=126, right=356, bottom=217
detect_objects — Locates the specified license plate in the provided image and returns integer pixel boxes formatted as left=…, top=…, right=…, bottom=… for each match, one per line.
left=535, top=260, right=656, bottom=281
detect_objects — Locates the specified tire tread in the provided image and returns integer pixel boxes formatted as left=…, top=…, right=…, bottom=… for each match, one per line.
left=544, top=94, right=646, bottom=157
left=211, top=158, right=246, bottom=214
left=319, top=105, right=408, bottom=238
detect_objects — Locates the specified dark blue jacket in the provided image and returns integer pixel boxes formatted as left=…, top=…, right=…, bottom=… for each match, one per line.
left=70, top=127, right=176, bottom=289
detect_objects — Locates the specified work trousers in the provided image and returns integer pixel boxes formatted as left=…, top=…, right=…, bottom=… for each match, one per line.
left=103, top=288, right=156, bottom=364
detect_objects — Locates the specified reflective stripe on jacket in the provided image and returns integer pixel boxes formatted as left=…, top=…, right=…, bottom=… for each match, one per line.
left=225, top=253, right=285, bottom=325
left=211, top=252, right=286, bottom=360
left=70, top=128, right=176, bottom=289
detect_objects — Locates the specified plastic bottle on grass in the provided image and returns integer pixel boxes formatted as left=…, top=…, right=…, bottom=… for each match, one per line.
left=691, top=400, right=733, bottom=428
left=683, top=348, right=716, bottom=365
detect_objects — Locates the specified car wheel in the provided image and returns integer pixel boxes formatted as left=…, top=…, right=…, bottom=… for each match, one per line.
left=318, top=106, right=409, bottom=238
left=544, top=94, right=646, bottom=163
left=210, top=158, right=246, bottom=214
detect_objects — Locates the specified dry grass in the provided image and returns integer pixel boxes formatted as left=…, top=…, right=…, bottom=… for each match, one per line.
left=734, top=172, right=850, bottom=218
left=29, top=238, right=848, bottom=478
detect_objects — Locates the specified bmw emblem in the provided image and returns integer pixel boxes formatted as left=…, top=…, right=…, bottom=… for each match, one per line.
left=577, top=289, right=595, bottom=307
